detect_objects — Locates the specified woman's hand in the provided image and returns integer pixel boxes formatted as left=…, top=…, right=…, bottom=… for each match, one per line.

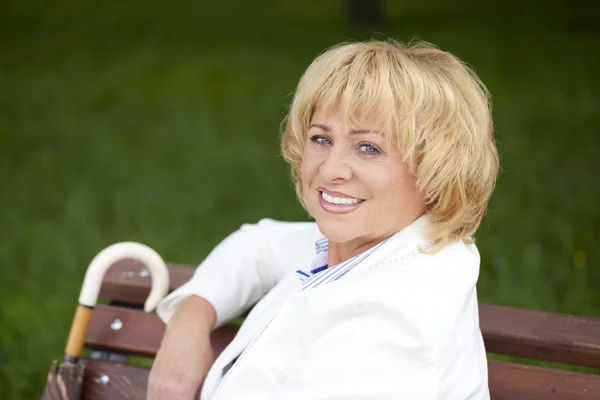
left=148, top=296, right=217, bottom=400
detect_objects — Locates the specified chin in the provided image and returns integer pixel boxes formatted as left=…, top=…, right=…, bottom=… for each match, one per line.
left=313, top=215, right=358, bottom=243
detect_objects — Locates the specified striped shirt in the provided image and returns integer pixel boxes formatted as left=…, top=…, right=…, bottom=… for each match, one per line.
left=295, top=237, right=387, bottom=290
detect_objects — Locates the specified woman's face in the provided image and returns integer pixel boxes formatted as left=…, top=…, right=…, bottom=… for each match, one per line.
left=301, top=108, right=426, bottom=247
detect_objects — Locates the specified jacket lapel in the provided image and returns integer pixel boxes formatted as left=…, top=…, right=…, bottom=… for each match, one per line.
left=203, top=214, right=433, bottom=399
left=201, top=273, right=303, bottom=399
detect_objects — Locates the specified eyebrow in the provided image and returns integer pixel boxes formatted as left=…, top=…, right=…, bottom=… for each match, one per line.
left=309, top=123, right=380, bottom=135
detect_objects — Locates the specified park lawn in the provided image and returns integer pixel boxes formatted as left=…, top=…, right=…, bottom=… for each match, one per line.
left=1, top=1, right=598, bottom=398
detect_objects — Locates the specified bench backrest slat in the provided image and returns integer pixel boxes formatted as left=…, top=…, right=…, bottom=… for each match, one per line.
left=85, top=305, right=238, bottom=359
left=480, top=303, right=600, bottom=369
left=79, top=355, right=600, bottom=400
left=99, top=260, right=600, bottom=369
left=82, top=358, right=147, bottom=400
left=86, top=305, right=164, bottom=357
left=100, top=260, right=192, bottom=304
left=488, top=360, right=600, bottom=400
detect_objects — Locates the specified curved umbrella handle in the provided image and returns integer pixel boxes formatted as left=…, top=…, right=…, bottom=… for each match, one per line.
left=64, top=242, right=170, bottom=360
left=79, top=242, right=170, bottom=312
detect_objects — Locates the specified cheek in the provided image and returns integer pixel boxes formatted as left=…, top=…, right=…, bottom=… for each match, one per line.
left=300, top=150, right=318, bottom=185
left=300, top=157, right=310, bottom=187
left=391, top=169, right=424, bottom=209
left=375, top=164, right=421, bottom=205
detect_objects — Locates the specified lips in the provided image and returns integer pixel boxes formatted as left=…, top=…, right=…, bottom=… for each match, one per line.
left=317, top=188, right=365, bottom=214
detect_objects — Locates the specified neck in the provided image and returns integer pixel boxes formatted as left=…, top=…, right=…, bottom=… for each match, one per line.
left=327, top=236, right=386, bottom=267
left=325, top=213, right=427, bottom=267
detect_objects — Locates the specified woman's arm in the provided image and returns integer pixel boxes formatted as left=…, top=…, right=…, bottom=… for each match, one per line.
left=157, top=218, right=318, bottom=329
left=149, top=218, right=318, bottom=398
left=148, top=296, right=216, bottom=400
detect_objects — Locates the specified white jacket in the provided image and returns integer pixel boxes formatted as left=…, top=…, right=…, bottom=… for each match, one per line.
left=157, top=215, right=490, bottom=399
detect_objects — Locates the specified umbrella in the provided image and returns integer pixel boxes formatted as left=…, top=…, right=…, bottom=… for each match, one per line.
left=41, top=241, right=170, bottom=399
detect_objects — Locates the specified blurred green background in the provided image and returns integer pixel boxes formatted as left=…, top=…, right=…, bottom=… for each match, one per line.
left=1, top=0, right=599, bottom=398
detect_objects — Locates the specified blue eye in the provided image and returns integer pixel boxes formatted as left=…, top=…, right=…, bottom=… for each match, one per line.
left=310, top=135, right=332, bottom=146
left=359, top=143, right=381, bottom=155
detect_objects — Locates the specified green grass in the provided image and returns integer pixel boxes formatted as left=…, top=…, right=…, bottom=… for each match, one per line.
left=1, top=1, right=599, bottom=398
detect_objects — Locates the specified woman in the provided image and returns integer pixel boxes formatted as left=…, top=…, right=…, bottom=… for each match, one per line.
left=149, top=39, right=499, bottom=399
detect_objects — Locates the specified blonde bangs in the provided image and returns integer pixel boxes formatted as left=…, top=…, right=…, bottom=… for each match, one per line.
left=282, top=42, right=403, bottom=171
left=281, top=39, right=499, bottom=251
left=317, top=49, right=398, bottom=142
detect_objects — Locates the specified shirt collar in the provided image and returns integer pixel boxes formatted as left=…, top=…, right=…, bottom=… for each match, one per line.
left=296, top=213, right=433, bottom=290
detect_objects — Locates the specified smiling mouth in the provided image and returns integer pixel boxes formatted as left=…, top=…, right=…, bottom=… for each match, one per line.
left=320, top=190, right=364, bottom=205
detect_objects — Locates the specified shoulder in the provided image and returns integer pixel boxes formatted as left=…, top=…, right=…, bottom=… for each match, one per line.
left=241, top=218, right=319, bottom=237
left=316, top=239, right=483, bottom=352
left=359, top=240, right=488, bottom=397
left=319, top=241, right=487, bottom=397
left=374, top=238, right=481, bottom=297
left=309, top=239, right=480, bottom=334
left=240, top=218, right=322, bottom=271
left=233, top=218, right=321, bottom=248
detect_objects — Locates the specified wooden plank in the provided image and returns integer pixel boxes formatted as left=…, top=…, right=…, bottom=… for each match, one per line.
left=99, top=260, right=194, bottom=305
left=480, top=304, right=600, bottom=369
left=488, top=360, right=600, bottom=400
left=85, top=305, right=239, bottom=358
left=82, top=358, right=148, bottom=400
left=99, top=261, right=600, bottom=368
left=80, top=358, right=600, bottom=400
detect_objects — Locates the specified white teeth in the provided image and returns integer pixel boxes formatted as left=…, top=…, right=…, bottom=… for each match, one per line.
left=321, top=191, right=362, bottom=205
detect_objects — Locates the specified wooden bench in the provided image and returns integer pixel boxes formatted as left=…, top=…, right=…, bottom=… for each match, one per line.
left=75, top=259, right=600, bottom=399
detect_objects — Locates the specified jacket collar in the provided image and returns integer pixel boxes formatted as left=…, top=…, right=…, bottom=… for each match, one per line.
left=297, top=213, right=434, bottom=287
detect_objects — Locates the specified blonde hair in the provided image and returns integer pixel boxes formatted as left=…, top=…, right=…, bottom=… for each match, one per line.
left=280, top=39, right=499, bottom=251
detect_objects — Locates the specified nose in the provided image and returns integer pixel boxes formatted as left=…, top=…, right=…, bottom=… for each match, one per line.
left=319, top=146, right=352, bottom=183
